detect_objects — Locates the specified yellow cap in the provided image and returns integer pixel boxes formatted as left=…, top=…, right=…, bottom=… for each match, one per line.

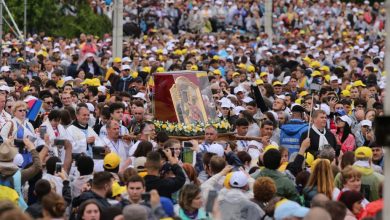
left=23, top=85, right=30, bottom=92
left=295, top=98, right=302, bottom=104
left=156, top=49, right=163, bottom=54
left=311, top=71, right=322, bottom=77
left=213, top=55, right=220, bottom=60
left=223, top=172, right=233, bottom=189
left=272, top=81, right=282, bottom=86
left=355, top=146, right=373, bottom=159
left=232, top=72, right=240, bottom=77
left=299, top=91, right=309, bottom=97
left=352, top=80, right=366, bottom=87
left=247, top=65, right=255, bottom=73
left=131, top=71, right=139, bottom=78
left=142, top=66, right=151, bottom=73
left=113, top=57, right=122, bottom=63
left=263, top=145, right=279, bottom=153
left=303, top=56, right=311, bottom=62
left=341, top=90, right=351, bottom=97
left=346, top=85, right=352, bottom=91
left=190, top=65, right=198, bottom=71
left=255, top=79, right=264, bottom=85
left=260, top=72, right=268, bottom=77
left=324, top=75, right=330, bottom=82
left=309, top=61, right=321, bottom=69
left=305, top=152, right=314, bottom=167
left=213, top=69, right=221, bottom=75
left=237, top=63, right=246, bottom=69
left=103, top=153, right=121, bottom=170
left=112, top=181, right=126, bottom=197
left=156, top=67, right=165, bottom=72
left=181, top=49, right=188, bottom=55
left=319, top=66, right=330, bottom=72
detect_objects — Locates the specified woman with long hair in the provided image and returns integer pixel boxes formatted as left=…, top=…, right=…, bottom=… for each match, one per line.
left=77, top=199, right=102, bottom=220
left=41, top=192, right=67, bottom=220
left=334, top=116, right=356, bottom=153
left=303, top=159, right=340, bottom=207
left=177, top=184, right=208, bottom=220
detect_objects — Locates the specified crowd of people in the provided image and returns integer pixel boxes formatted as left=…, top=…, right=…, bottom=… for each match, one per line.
left=0, top=0, right=387, bottom=220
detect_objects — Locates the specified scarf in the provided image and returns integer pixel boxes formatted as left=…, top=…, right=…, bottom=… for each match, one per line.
left=312, top=125, right=328, bottom=151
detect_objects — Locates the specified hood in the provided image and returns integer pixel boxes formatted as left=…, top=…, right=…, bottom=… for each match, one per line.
left=353, top=161, right=374, bottom=176
left=281, top=121, right=308, bottom=135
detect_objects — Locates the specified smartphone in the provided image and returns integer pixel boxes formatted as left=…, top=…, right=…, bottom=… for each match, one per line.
left=54, top=139, right=65, bottom=146
left=141, top=192, right=151, bottom=203
left=169, top=148, right=175, bottom=157
left=28, top=135, right=37, bottom=143
left=55, top=162, right=63, bottom=173
left=310, top=83, right=321, bottom=92
left=182, top=141, right=193, bottom=149
left=40, top=126, right=47, bottom=139
left=92, top=146, right=105, bottom=160
left=181, top=147, right=194, bottom=165
left=205, top=190, right=218, bottom=213
left=14, top=139, right=25, bottom=154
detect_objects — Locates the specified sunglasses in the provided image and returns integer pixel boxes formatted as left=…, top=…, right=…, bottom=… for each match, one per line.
left=45, top=101, right=54, bottom=105
left=18, top=109, right=27, bottom=112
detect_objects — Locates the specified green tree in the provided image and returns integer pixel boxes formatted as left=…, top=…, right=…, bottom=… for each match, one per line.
left=4, top=0, right=112, bottom=38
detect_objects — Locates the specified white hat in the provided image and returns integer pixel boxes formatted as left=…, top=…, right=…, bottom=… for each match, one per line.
left=13, top=153, right=24, bottom=168
left=85, top=53, right=95, bottom=58
left=242, top=96, right=254, bottom=103
left=65, top=45, right=71, bottom=50
left=208, top=144, right=224, bottom=157
left=229, top=171, right=248, bottom=188
left=121, top=65, right=131, bottom=71
left=0, top=66, right=10, bottom=72
left=122, top=57, right=131, bottom=63
left=330, top=75, right=338, bottom=81
left=234, top=86, right=245, bottom=94
left=0, top=85, right=10, bottom=93
left=63, top=76, right=74, bottom=83
left=276, top=95, right=286, bottom=100
left=339, top=115, right=352, bottom=127
left=282, top=76, right=291, bottom=85
left=53, top=48, right=60, bottom=53
left=319, top=103, right=330, bottom=116
left=360, top=120, right=372, bottom=128
left=221, top=99, right=234, bottom=109
left=233, top=106, right=246, bottom=115
left=86, top=103, right=95, bottom=112
left=98, top=86, right=107, bottom=95
left=132, top=92, right=147, bottom=101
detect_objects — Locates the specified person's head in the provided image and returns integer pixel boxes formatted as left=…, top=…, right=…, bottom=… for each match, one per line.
left=263, top=149, right=281, bottom=170
left=122, top=204, right=148, bottom=220
left=311, top=193, right=330, bottom=208
left=209, top=155, right=226, bottom=175
left=318, top=147, right=336, bottom=163
left=34, top=179, right=51, bottom=201
left=179, top=184, right=203, bottom=212
left=204, top=126, right=218, bottom=144
left=0, top=95, right=6, bottom=111
left=76, top=103, right=90, bottom=126
left=41, top=192, right=66, bottom=218
left=312, top=110, right=327, bottom=129
left=307, top=159, right=334, bottom=199
left=61, top=92, right=73, bottom=106
left=260, top=120, right=274, bottom=137
left=371, top=145, right=384, bottom=162
left=340, top=166, right=362, bottom=192
left=253, top=177, right=277, bottom=203
left=323, top=201, right=347, bottom=220
left=106, top=120, right=120, bottom=140
left=272, top=98, right=285, bottom=111
left=303, top=207, right=331, bottom=220
left=133, top=106, right=145, bottom=122
left=92, top=171, right=114, bottom=198
left=42, top=94, right=54, bottom=111
left=11, top=101, right=28, bottom=120
left=338, top=190, right=364, bottom=216
left=235, top=117, right=249, bottom=136
left=45, top=156, right=62, bottom=175
left=77, top=199, right=102, bottom=220
left=163, top=139, right=181, bottom=158
left=133, top=141, right=153, bottom=158
left=76, top=155, right=94, bottom=176
left=126, top=175, right=145, bottom=203
left=109, top=102, right=125, bottom=121
left=139, top=121, right=156, bottom=141
left=48, top=109, right=61, bottom=128
left=145, top=151, right=162, bottom=172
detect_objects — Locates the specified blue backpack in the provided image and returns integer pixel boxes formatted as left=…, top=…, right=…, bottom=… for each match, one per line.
left=0, top=170, right=27, bottom=210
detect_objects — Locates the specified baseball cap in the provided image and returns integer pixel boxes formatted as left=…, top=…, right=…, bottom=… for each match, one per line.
left=121, top=65, right=131, bottom=71
left=208, top=144, right=224, bottom=157
left=272, top=81, right=282, bottom=86
left=122, top=57, right=131, bottom=63
left=234, top=86, right=245, bottom=94
left=0, top=66, right=10, bottom=72
left=260, top=72, right=268, bottom=77
left=112, top=181, right=126, bottom=197
left=132, top=92, right=147, bottom=101
left=113, top=57, right=122, bottom=63
left=360, top=120, right=372, bottom=128
left=242, top=96, right=254, bottom=103
left=353, top=80, right=366, bottom=87
left=232, top=72, right=240, bottom=77
left=338, top=115, right=352, bottom=126
left=341, top=90, right=351, bottom=97
left=355, top=146, right=373, bottom=159
left=229, top=171, right=248, bottom=188
left=274, top=199, right=309, bottom=220
left=255, top=79, right=264, bottom=85
left=291, top=104, right=305, bottom=112
left=103, top=153, right=121, bottom=170
left=134, top=156, right=146, bottom=172
left=0, top=85, right=10, bottom=93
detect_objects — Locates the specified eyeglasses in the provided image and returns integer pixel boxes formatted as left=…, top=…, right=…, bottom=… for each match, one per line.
left=45, top=101, right=54, bottom=105
left=17, top=109, right=27, bottom=112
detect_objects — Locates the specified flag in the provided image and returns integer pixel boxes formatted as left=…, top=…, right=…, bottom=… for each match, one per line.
left=24, top=96, right=43, bottom=121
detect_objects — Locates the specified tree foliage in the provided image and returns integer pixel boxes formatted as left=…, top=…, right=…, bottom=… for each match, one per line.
left=4, top=0, right=112, bottom=38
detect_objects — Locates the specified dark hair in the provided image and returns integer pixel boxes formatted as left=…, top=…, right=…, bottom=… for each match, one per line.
left=163, top=139, right=180, bottom=149
left=126, top=175, right=145, bottom=187
left=87, top=86, right=98, bottom=97
left=92, top=171, right=113, bottom=189
left=77, top=199, right=102, bottom=220
left=156, top=131, right=169, bottom=144
left=64, top=106, right=76, bottom=121
left=34, top=179, right=52, bottom=200
left=209, top=156, right=226, bottom=174
left=340, top=151, right=355, bottom=170
left=337, top=123, right=353, bottom=144
left=146, top=151, right=162, bottom=170
left=179, top=184, right=201, bottom=212
left=76, top=103, right=89, bottom=114
left=76, top=155, right=94, bottom=176
left=263, top=149, right=281, bottom=170
left=60, top=109, right=72, bottom=125
left=41, top=192, right=66, bottom=218
left=323, top=201, right=347, bottom=220
left=109, top=102, right=125, bottom=114
left=48, top=109, right=61, bottom=121
left=338, top=190, right=364, bottom=211
left=133, top=141, right=153, bottom=157
left=101, top=106, right=111, bottom=119
left=261, top=119, right=274, bottom=128
left=46, top=156, right=61, bottom=175
left=237, top=151, right=251, bottom=165
left=240, top=110, right=256, bottom=124
left=235, top=117, right=250, bottom=127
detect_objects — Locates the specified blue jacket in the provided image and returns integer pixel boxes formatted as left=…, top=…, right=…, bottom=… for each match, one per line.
left=280, top=119, right=308, bottom=155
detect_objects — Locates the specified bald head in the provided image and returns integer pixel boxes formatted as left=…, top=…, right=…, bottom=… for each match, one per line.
left=303, top=207, right=331, bottom=220
left=311, top=193, right=330, bottom=208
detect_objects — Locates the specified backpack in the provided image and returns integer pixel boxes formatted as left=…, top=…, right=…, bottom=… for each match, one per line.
left=0, top=170, right=28, bottom=210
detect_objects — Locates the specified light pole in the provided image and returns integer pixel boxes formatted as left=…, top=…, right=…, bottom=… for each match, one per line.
left=112, top=0, right=123, bottom=59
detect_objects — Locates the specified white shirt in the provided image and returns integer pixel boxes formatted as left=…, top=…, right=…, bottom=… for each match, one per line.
left=102, top=136, right=130, bottom=166
left=128, top=140, right=157, bottom=156
left=66, top=123, right=103, bottom=154
left=0, top=110, right=11, bottom=129
left=99, top=124, right=129, bottom=139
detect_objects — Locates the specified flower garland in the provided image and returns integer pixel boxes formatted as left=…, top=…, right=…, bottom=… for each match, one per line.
left=154, top=119, right=231, bottom=136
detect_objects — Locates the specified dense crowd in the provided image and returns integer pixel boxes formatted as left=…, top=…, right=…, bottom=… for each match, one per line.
left=0, top=0, right=387, bottom=220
